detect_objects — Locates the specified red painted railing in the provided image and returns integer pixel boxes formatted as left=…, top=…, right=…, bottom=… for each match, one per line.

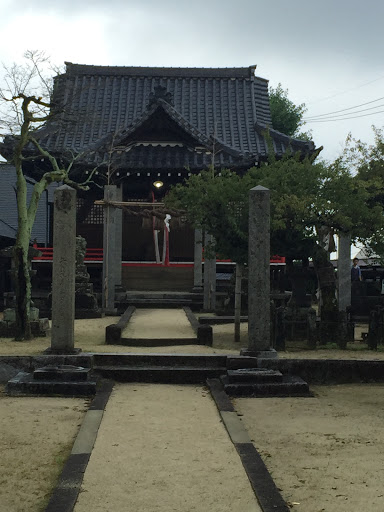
left=32, top=246, right=103, bottom=261
left=32, top=246, right=285, bottom=265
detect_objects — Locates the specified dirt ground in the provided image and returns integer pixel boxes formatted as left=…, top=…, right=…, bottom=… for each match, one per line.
left=0, top=314, right=383, bottom=359
left=2, top=312, right=384, bottom=511
left=236, top=384, right=384, bottom=512
left=0, top=385, right=88, bottom=512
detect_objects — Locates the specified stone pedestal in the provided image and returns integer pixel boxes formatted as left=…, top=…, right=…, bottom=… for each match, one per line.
left=50, top=186, right=78, bottom=354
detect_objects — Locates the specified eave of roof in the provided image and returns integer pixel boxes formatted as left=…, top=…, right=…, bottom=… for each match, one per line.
left=254, top=122, right=317, bottom=155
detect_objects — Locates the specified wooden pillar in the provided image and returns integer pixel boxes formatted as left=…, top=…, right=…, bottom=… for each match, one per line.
left=102, top=185, right=118, bottom=312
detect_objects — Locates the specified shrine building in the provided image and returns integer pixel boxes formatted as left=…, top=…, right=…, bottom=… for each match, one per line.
left=0, top=63, right=318, bottom=292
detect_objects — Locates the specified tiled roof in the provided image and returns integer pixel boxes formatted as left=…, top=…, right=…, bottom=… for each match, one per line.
left=15, top=63, right=316, bottom=171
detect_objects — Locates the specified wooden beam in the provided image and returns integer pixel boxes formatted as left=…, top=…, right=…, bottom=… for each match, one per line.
left=94, top=200, right=165, bottom=207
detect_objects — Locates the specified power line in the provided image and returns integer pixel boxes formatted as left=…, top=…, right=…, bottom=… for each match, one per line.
left=306, top=109, right=384, bottom=123
left=305, top=103, right=384, bottom=121
left=306, top=74, right=384, bottom=106
left=304, top=96, right=384, bottom=120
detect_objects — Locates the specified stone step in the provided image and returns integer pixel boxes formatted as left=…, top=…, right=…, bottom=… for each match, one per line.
left=124, top=298, right=194, bottom=303
left=125, top=291, right=203, bottom=297
left=116, top=337, right=199, bottom=347
left=118, top=300, right=195, bottom=309
left=226, top=356, right=259, bottom=370
left=93, top=365, right=225, bottom=384
left=33, top=365, right=91, bottom=382
left=124, top=293, right=202, bottom=301
left=6, top=371, right=97, bottom=397
left=199, top=316, right=248, bottom=325
left=227, top=368, right=283, bottom=383
left=92, top=353, right=227, bottom=368
left=221, top=374, right=311, bottom=397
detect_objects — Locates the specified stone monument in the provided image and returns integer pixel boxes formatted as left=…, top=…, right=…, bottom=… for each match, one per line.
left=48, top=185, right=79, bottom=354
left=74, top=236, right=102, bottom=318
left=242, top=185, right=277, bottom=358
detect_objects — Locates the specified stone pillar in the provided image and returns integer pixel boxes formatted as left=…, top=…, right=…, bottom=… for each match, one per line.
left=243, top=185, right=276, bottom=358
left=203, top=233, right=216, bottom=311
left=102, top=185, right=118, bottom=312
left=193, top=228, right=203, bottom=291
left=338, top=233, right=351, bottom=312
left=50, top=186, right=77, bottom=353
left=209, top=252, right=216, bottom=311
left=115, top=186, right=123, bottom=291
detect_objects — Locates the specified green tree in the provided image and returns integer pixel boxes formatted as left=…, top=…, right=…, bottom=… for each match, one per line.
left=337, top=127, right=384, bottom=258
left=166, top=152, right=384, bottom=343
left=0, top=52, right=97, bottom=339
left=269, top=83, right=312, bottom=140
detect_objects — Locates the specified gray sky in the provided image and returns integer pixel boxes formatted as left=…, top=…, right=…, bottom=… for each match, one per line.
left=1, top=0, right=384, bottom=162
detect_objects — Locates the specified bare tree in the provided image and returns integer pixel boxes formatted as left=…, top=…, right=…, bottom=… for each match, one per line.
left=0, top=51, right=98, bottom=339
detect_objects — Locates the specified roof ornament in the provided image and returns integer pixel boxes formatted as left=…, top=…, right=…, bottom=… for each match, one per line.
left=148, top=85, right=173, bottom=108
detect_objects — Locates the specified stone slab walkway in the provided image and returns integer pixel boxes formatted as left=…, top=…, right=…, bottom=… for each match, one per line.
left=121, top=308, right=196, bottom=339
left=73, top=383, right=261, bottom=512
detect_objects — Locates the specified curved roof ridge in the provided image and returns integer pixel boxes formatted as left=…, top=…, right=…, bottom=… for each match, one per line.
left=254, top=122, right=316, bottom=152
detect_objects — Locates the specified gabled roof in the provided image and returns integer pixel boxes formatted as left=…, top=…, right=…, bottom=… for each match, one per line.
left=88, top=96, right=252, bottom=170
left=3, top=63, right=318, bottom=172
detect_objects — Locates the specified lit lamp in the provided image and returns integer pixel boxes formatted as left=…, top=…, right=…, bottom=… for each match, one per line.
left=153, top=180, right=163, bottom=189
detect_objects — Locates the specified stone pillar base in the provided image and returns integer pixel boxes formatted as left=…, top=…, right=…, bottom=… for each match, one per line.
left=240, top=348, right=278, bottom=359
left=103, top=308, right=119, bottom=316
left=44, top=347, right=82, bottom=355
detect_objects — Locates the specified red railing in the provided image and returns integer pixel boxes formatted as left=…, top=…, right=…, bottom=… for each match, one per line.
left=32, top=246, right=285, bottom=265
left=32, top=246, right=103, bottom=261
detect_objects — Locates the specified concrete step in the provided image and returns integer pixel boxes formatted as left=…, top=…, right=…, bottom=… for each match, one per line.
left=93, top=365, right=225, bottom=384
left=221, top=374, right=311, bottom=397
left=227, top=368, right=283, bottom=383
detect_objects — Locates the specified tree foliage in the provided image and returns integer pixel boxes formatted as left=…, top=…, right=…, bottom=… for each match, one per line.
left=166, top=147, right=384, bottom=324
left=337, top=126, right=384, bottom=257
left=269, top=83, right=312, bottom=140
left=168, top=151, right=384, bottom=258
